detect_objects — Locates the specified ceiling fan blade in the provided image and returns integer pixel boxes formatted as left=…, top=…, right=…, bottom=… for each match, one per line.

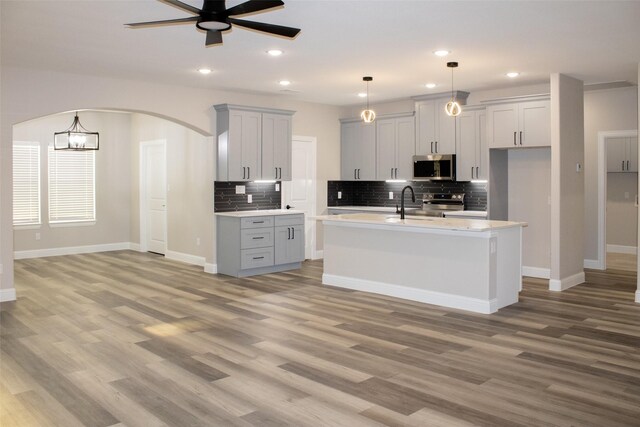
left=228, top=18, right=300, bottom=38
left=126, top=16, right=200, bottom=27
left=226, top=0, right=284, bottom=17
left=158, top=0, right=202, bottom=15
left=206, top=30, right=223, bottom=46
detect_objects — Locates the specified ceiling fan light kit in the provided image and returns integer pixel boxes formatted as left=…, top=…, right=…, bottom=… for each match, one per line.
left=360, top=76, right=376, bottom=123
left=445, top=61, right=462, bottom=117
left=126, top=0, right=301, bottom=46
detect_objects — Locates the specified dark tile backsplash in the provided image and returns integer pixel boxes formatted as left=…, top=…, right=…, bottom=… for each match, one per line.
left=328, top=180, right=487, bottom=211
left=214, top=181, right=281, bottom=212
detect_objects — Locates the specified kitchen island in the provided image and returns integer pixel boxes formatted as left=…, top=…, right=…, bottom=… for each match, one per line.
left=318, top=213, right=526, bottom=314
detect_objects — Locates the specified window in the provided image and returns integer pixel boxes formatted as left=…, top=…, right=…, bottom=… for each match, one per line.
left=13, top=142, right=41, bottom=226
left=48, top=146, right=95, bottom=223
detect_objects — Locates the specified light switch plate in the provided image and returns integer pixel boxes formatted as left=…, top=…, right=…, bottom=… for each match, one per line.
left=275, top=183, right=280, bottom=191
left=247, top=194, right=252, bottom=203
left=389, top=192, right=394, bottom=199
left=236, top=185, right=246, bottom=194
left=338, top=191, right=342, bottom=199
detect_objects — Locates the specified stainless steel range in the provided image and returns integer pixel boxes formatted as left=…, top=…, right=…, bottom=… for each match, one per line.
left=417, top=193, right=465, bottom=217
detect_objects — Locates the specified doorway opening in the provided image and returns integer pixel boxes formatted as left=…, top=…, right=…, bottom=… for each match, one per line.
left=597, top=130, right=638, bottom=272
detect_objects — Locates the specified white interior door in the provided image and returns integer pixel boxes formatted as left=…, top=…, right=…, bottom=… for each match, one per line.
left=282, top=136, right=317, bottom=259
left=141, top=141, right=167, bottom=255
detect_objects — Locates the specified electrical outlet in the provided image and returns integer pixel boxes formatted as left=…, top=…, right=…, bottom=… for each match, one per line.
left=236, top=185, right=245, bottom=194
left=338, top=191, right=342, bottom=199
left=389, top=192, right=394, bottom=199
left=35, top=232, right=41, bottom=241
left=576, top=163, right=582, bottom=172
left=247, top=194, right=252, bottom=203
left=196, top=238, right=201, bottom=246
left=275, top=183, right=280, bottom=191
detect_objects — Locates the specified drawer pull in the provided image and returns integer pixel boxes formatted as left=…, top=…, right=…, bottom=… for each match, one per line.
left=252, top=236, right=264, bottom=240
left=253, top=256, right=264, bottom=260
left=253, top=221, right=264, bottom=224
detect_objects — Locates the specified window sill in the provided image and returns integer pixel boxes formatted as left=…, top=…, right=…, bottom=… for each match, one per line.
left=49, top=221, right=96, bottom=228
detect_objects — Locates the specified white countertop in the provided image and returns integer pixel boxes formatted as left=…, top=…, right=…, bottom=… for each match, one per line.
left=316, top=213, right=525, bottom=232
left=328, top=206, right=417, bottom=213
left=215, top=209, right=305, bottom=217
left=443, top=210, right=488, bottom=218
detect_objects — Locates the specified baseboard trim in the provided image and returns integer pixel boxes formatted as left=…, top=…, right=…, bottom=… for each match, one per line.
left=549, top=271, right=586, bottom=292
left=165, top=250, right=205, bottom=267
left=129, top=243, right=141, bottom=252
left=522, top=266, right=550, bottom=279
left=0, top=288, right=17, bottom=302
left=322, top=273, right=498, bottom=314
left=312, top=250, right=324, bottom=260
left=14, top=242, right=132, bottom=259
left=204, top=263, right=217, bottom=274
left=584, top=259, right=603, bottom=270
left=607, top=244, right=637, bottom=255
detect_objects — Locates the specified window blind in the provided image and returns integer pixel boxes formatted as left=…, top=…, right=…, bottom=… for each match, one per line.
left=48, top=146, right=95, bottom=223
left=13, top=142, right=41, bottom=226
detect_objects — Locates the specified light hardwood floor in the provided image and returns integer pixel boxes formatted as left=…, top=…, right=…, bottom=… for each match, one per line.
left=1, top=251, right=639, bottom=426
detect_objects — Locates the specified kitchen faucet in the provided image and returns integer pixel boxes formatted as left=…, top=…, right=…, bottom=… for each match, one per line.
left=399, top=185, right=415, bottom=219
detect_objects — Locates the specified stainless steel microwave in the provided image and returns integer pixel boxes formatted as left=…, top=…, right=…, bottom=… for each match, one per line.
left=412, top=154, right=456, bottom=181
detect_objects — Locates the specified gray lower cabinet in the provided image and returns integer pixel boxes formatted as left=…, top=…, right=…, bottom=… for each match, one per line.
left=217, top=213, right=304, bottom=277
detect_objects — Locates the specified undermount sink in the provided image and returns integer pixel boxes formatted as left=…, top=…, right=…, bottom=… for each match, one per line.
left=384, top=215, right=437, bottom=223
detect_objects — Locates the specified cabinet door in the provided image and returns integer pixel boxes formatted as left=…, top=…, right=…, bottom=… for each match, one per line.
left=416, top=101, right=436, bottom=155
left=376, top=118, right=397, bottom=180
left=519, top=101, right=550, bottom=147
left=340, top=122, right=359, bottom=180
left=395, top=116, right=416, bottom=180
left=626, top=137, right=638, bottom=172
left=435, top=98, right=456, bottom=154
left=476, top=111, right=488, bottom=180
left=262, top=113, right=292, bottom=181
left=487, top=104, right=518, bottom=148
left=274, top=225, right=304, bottom=264
left=228, top=110, right=261, bottom=181
left=357, top=122, right=377, bottom=180
left=455, top=111, right=477, bottom=181
left=606, top=138, right=626, bottom=172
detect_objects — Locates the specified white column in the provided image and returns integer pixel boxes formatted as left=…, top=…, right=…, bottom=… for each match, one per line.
left=637, top=63, right=640, bottom=303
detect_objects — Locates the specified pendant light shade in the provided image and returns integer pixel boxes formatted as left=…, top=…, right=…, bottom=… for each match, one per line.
left=54, top=112, right=99, bottom=150
left=360, top=76, right=376, bottom=123
left=445, top=62, right=462, bottom=117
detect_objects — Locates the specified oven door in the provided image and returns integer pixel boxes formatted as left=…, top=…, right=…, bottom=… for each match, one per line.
left=412, top=155, right=455, bottom=180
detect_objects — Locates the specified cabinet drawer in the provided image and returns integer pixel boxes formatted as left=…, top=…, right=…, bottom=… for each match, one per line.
left=241, top=247, right=274, bottom=269
left=274, top=214, right=304, bottom=226
left=240, top=228, right=274, bottom=249
left=240, top=216, right=274, bottom=229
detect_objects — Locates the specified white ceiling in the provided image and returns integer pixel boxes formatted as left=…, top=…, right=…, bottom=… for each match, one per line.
left=2, top=1, right=639, bottom=106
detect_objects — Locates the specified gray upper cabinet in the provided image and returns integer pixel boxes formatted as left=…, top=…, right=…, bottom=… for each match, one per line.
left=486, top=97, right=550, bottom=148
left=215, top=104, right=294, bottom=181
left=376, top=114, right=416, bottom=180
left=413, top=91, right=469, bottom=155
left=607, top=136, right=638, bottom=172
left=340, top=119, right=376, bottom=180
left=456, top=107, right=486, bottom=181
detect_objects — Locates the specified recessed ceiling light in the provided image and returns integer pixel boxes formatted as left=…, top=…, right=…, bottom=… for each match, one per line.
left=506, top=72, right=520, bottom=78
left=358, top=92, right=367, bottom=98
left=433, top=50, right=450, bottom=57
left=425, top=83, right=437, bottom=89
left=279, top=80, right=291, bottom=86
left=267, top=49, right=283, bottom=56
left=198, top=68, right=212, bottom=75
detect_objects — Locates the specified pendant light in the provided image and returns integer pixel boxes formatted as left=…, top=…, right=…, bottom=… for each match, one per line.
left=445, top=62, right=462, bottom=117
left=54, top=112, right=99, bottom=150
left=360, top=76, right=376, bottom=123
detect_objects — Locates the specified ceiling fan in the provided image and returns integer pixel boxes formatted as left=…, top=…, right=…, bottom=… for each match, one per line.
left=126, top=0, right=300, bottom=46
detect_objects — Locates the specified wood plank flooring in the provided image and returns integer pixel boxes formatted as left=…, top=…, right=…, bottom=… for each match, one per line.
left=1, top=250, right=639, bottom=426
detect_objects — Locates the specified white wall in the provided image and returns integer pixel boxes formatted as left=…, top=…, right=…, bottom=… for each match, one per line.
left=13, top=111, right=132, bottom=255
left=130, top=113, right=213, bottom=265
left=584, top=87, right=638, bottom=261
left=0, top=66, right=342, bottom=297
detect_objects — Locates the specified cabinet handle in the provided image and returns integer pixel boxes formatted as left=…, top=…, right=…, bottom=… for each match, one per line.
left=476, top=167, right=479, bottom=178
left=627, top=160, right=630, bottom=171
left=395, top=168, right=398, bottom=178
left=519, top=131, right=523, bottom=145
left=253, top=256, right=264, bottom=260
left=279, top=167, right=282, bottom=179
left=431, top=141, right=434, bottom=153
left=471, top=167, right=474, bottom=179
left=253, top=220, right=264, bottom=224
left=513, top=132, right=517, bottom=146
left=391, top=168, right=394, bottom=179
left=354, top=169, right=357, bottom=180
left=247, top=166, right=250, bottom=179
left=243, top=167, right=246, bottom=179
left=357, top=169, right=361, bottom=179
left=252, top=236, right=264, bottom=240
left=435, top=141, right=438, bottom=153
left=292, top=227, right=295, bottom=239
left=622, top=160, right=625, bottom=171
left=288, top=227, right=291, bottom=240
